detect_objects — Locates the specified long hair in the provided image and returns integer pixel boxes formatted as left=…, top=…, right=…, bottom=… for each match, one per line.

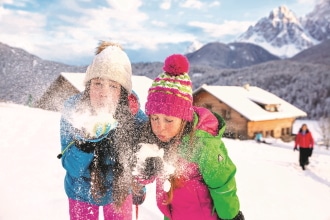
left=84, top=86, right=135, bottom=207
left=138, top=117, right=195, bottom=204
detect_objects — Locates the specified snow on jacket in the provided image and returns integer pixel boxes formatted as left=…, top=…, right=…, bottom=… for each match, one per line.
left=156, top=106, right=240, bottom=220
left=295, top=130, right=314, bottom=149
left=60, top=92, right=146, bottom=206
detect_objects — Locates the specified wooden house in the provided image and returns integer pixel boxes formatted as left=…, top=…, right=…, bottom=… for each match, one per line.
left=193, top=84, right=307, bottom=140
left=35, top=72, right=153, bottom=112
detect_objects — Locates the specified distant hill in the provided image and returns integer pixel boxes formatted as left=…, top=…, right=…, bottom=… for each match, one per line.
left=1, top=41, right=329, bottom=120
left=185, top=42, right=279, bottom=69
left=290, top=39, right=330, bottom=66
left=0, top=42, right=86, bottom=105
left=191, top=60, right=330, bottom=119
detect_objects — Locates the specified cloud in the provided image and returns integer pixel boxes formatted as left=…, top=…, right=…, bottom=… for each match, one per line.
left=0, top=5, right=47, bottom=51
left=106, top=0, right=143, bottom=12
left=296, top=0, right=316, bottom=4
left=160, top=0, right=171, bottom=10
left=208, top=1, right=220, bottom=7
left=180, top=0, right=204, bottom=9
left=1, top=0, right=179, bottom=65
left=188, top=20, right=254, bottom=38
left=1, top=0, right=27, bottom=7
left=286, top=0, right=317, bottom=16
left=2, top=0, right=314, bottom=65
left=151, top=20, right=167, bottom=27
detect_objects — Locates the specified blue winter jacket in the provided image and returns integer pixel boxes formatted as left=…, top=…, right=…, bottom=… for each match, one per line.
left=60, top=92, right=147, bottom=206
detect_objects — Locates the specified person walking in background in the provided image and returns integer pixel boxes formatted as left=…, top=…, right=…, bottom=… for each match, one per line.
left=59, top=41, right=146, bottom=220
left=136, top=54, right=244, bottom=220
left=294, top=123, right=314, bottom=170
left=255, top=131, right=268, bottom=143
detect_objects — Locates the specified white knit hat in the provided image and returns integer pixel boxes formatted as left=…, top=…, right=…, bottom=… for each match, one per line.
left=84, top=43, right=132, bottom=93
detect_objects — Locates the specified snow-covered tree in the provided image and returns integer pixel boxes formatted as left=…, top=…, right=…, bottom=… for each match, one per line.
left=318, top=117, right=330, bottom=149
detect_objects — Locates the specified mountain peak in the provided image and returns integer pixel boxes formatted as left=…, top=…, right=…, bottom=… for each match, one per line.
left=236, top=5, right=315, bottom=58
left=269, top=5, right=298, bottom=24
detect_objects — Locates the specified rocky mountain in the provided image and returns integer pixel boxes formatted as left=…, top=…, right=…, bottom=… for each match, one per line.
left=236, top=5, right=317, bottom=58
left=302, top=0, right=330, bottom=42
left=0, top=42, right=86, bottom=105
left=185, top=42, right=279, bottom=69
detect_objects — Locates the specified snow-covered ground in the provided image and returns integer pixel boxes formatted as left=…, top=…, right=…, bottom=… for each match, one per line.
left=0, top=102, right=330, bottom=220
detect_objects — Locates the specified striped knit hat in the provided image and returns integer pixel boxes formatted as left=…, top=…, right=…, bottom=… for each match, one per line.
left=145, top=54, right=193, bottom=121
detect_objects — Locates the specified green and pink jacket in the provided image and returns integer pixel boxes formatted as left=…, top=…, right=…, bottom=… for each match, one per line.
left=156, top=106, right=240, bottom=220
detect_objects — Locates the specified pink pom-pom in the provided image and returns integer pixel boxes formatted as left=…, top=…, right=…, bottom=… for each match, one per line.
left=163, top=54, right=189, bottom=76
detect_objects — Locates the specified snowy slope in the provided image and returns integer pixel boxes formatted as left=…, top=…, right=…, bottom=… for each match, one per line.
left=0, top=102, right=330, bottom=220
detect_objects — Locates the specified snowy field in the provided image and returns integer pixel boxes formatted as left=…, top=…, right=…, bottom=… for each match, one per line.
left=0, top=102, right=330, bottom=220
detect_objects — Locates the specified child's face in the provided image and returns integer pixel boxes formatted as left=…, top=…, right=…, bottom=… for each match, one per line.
left=150, top=114, right=183, bottom=143
left=302, top=125, right=307, bottom=131
left=89, top=78, right=121, bottom=113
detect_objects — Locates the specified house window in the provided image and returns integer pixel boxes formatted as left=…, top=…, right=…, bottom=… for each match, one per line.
left=286, top=127, right=290, bottom=135
left=265, top=131, right=270, bottom=137
left=204, top=103, right=213, bottom=111
left=263, top=104, right=280, bottom=112
left=281, top=128, right=285, bottom=135
left=252, top=101, right=280, bottom=113
left=221, top=109, right=231, bottom=120
left=265, top=130, right=274, bottom=137
left=225, top=110, right=231, bottom=120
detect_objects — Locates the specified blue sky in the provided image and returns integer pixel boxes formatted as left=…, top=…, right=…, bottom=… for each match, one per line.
left=0, top=0, right=318, bottom=65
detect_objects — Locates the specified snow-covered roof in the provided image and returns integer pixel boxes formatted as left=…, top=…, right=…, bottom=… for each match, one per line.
left=60, top=72, right=153, bottom=111
left=61, top=72, right=85, bottom=92
left=193, top=84, right=307, bottom=121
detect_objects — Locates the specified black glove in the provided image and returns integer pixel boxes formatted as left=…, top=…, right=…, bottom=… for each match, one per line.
left=309, top=147, right=313, bottom=157
left=143, top=157, right=164, bottom=179
left=73, top=129, right=114, bottom=154
left=294, top=147, right=298, bottom=151
left=132, top=186, right=146, bottom=205
left=74, top=140, right=98, bottom=153
left=220, top=211, right=245, bottom=220
left=74, top=128, right=115, bottom=154
left=232, top=211, right=245, bottom=220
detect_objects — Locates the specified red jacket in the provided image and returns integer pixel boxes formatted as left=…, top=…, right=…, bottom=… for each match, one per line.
left=295, top=131, right=314, bottom=148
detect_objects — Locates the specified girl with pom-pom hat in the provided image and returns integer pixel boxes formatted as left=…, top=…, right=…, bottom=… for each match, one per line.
left=138, top=54, right=244, bottom=220
left=59, top=41, right=147, bottom=220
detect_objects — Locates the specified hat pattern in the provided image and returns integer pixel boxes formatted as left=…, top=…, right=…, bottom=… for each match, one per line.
left=145, top=54, right=193, bottom=121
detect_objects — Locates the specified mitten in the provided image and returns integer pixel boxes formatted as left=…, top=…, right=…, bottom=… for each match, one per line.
left=132, top=185, right=146, bottom=205
left=143, top=157, right=164, bottom=179
left=74, top=140, right=97, bottom=153
left=74, top=129, right=114, bottom=153
left=219, top=211, right=245, bottom=220
left=232, top=211, right=245, bottom=220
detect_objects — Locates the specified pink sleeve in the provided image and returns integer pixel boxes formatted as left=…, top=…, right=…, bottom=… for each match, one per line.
left=156, top=178, right=172, bottom=218
left=134, top=175, right=156, bottom=185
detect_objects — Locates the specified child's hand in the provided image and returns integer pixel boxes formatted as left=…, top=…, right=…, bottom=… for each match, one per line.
left=143, top=157, right=164, bottom=179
